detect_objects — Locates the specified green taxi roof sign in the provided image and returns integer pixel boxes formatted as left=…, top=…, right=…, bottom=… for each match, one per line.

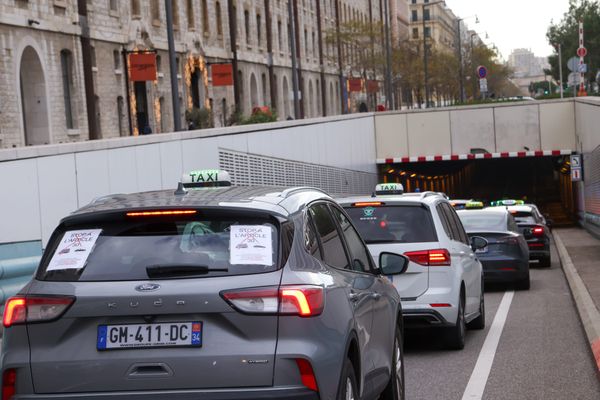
left=182, top=169, right=232, bottom=189
left=375, top=183, right=404, bottom=196
left=465, top=201, right=484, bottom=209
left=491, top=199, right=524, bottom=206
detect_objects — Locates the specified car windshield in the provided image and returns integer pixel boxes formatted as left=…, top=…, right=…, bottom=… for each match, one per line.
left=344, top=205, right=437, bottom=243
left=511, top=211, right=536, bottom=225
left=458, top=213, right=506, bottom=232
left=38, top=213, right=281, bottom=281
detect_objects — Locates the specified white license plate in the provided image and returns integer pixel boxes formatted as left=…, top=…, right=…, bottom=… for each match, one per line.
left=97, top=322, right=202, bottom=350
left=476, top=247, right=488, bottom=254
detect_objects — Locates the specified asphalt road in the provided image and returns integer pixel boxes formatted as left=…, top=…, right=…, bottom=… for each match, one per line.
left=404, top=241, right=600, bottom=399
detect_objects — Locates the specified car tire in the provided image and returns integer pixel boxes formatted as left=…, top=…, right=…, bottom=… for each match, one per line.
left=337, top=357, right=358, bottom=400
left=444, top=295, right=466, bottom=350
left=380, top=326, right=405, bottom=400
left=468, top=284, right=485, bottom=330
left=516, top=272, right=531, bottom=290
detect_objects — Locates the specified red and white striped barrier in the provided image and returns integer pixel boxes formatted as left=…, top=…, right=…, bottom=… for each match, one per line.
left=377, top=149, right=573, bottom=164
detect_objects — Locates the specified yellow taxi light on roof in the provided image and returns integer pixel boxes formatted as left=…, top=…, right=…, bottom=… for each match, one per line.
left=375, top=183, right=404, bottom=196
left=182, top=169, right=232, bottom=189
left=465, top=201, right=484, bottom=209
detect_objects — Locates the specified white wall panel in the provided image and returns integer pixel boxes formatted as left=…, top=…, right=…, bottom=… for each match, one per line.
left=159, top=141, right=183, bottom=189
left=37, top=155, right=78, bottom=245
left=375, top=114, right=409, bottom=159
left=0, top=159, right=41, bottom=243
left=135, top=145, right=163, bottom=192
left=494, top=105, right=540, bottom=153
left=75, top=150, right=110, bottom=207
left=107, top=147, right=137, bottom=194
left=450, top=108, right=495, bottom=154
left=407, top=111, right=452, bottom=156
left=181, top=137, right=220, bottom=173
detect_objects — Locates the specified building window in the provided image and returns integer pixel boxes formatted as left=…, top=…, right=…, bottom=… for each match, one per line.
left=202, top=0, right=209, bottom=33
left=117, top=96, right=125, bottom=136
left=90, top=46, right=97, bottom=68
left=216, top=2, right=223, bottom=35
left=412, top=27, right=419, bottom=39
left=257, top=13, right=262, bottom=46
left=411, top=10, right=417, bottom=22
left=109, top=0, right=118, bottom=12
left=173, top=0, right=180, bottom=27
left=424, top=27, right=431, bottom=37
left=312, top=31, right=315, bottom=58
left=151, top=0, right=160, bottom=23
left=277, top=20, right=282, bottom=50
left=244, top=10, right=250, bottom=44
left=424, top=9, right=430, bottom=21
left=60, top=49, right=75, bottom=129
left=156, top=55, right=162, bottom=72
left=113, top=50, right=120, bottom=70
left=304, top=29, right=308, bottom=58
left=187, top=0, right=195, bottom=29
left=131, top=0, right=140, bottom=17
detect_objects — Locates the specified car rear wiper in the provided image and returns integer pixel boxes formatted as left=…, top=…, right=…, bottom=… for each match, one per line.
left=146, top=264, right=228, bottom=278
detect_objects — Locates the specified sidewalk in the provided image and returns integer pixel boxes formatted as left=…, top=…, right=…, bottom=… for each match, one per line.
left=553, top=228, right=600, bottom=378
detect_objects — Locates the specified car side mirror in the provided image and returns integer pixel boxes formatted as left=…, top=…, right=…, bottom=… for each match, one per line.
left=379, top=252, right=409, bottom=276
left=470, top=236, right=488, bottom=252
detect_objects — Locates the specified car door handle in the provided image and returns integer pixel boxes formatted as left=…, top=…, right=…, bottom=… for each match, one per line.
left=370, top=293, right=381, bottom=300
left=348, top=292, right=360, bottom=302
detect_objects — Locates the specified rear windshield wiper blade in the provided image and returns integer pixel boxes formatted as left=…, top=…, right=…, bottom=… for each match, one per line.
left=146, top=264, right=228, bottom=278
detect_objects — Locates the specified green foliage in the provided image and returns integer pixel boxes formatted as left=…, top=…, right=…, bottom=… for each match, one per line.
left=529, top=80, right=558, bottom=96
left=240, top=108, right=278, bottom=125
left=227, top=109, right=244, bottom=126
left=547, top=0, right=600, bottom=83
left=185, top=107, right=213, bottom=129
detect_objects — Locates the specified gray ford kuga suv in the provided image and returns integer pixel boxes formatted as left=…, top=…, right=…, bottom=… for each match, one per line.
left=1, top=172, right=408, bottom=400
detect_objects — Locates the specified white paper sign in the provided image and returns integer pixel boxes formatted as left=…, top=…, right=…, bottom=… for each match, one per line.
left=47, top=229, right=103, bottom=271
left=229, top=225, right=273, bottom=265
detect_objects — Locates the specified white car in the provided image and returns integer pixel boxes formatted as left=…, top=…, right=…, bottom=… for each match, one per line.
left=337, top=188, right=486, bottom=349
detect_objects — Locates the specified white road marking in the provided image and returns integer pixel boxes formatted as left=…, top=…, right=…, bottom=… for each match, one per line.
left=462, top=291, right=515, bottom=400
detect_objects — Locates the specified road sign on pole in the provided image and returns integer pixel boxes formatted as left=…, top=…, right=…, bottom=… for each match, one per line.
left=578, top=21, right=587, bottom=96
left=567, top=56, right=580, bottom=72
left=571, top=154, right=582, bottom=182
left=479, top=78, right=488, bottom=92
left=477, top=65, right=487, bottom=79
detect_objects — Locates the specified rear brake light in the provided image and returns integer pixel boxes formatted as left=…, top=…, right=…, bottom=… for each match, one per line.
left=528, top=243, right=545, bottom=248
left=352, top=202, right=384, bottom=207
left=2, top=369, right=16, bottom=400
left=404, top=249, right=451, bottom=266
left=295, top=358, right=319, bottom=392
left=221, top=285, right=324, bottom=317
left=430, top=303, right=451, bottom=307
left=126, top=210, right=197, bottom=217
left=532, top=227, right=544, bottom=236
left=3, top=296, right=75, bottom=328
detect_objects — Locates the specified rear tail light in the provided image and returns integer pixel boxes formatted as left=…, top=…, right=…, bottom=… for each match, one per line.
left=404, top=249, right=451, bottom=266
left=532, top=226, right=544, bottom=237
left=528, top=243, right=545, bottom=248
left=221, top=285, right=324, bottom=317
left=295, top=358, right=319, bottom=392
left=2, top=369, right=16, bottom=400
left=3, top=296, right=75, bottom=328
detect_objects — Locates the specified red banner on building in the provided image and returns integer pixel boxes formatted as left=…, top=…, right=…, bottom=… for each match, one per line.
left=348, top=78, right=363, bottom=92
left=367, top=80, right=379, bottom=93
left=212, top=63, right=234, bottom=86
left=129, top=53, right=157, bottom=81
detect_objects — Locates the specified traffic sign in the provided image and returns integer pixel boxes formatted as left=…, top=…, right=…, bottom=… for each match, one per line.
left=577, top=47, right=588, bottom=57
left=477, top=65, right=487, bottom=79
left=578, top=63, right=588, bottom=73
left=568, top=72, right=581, bottom=86
left=570, top=154, right=581, bottom=168
left=567, top=57, right=580, bottom=72
left=479, top=78, right=488, bottom=92
left=572, top=168, right=582, bottom=182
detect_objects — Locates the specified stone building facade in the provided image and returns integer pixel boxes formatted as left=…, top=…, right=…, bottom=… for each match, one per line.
left=0, top=0, right=408, bottom=148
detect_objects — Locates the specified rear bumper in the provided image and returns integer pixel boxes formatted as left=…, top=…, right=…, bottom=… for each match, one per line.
left=479, top=258, right=529, bottom=283
left=403, top=309, right=452, bottom=328
left=15, top=387, right=319, bottom=400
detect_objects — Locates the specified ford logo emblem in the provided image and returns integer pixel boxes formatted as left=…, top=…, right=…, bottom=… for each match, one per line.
left=135, top=283, right=161, bottom=292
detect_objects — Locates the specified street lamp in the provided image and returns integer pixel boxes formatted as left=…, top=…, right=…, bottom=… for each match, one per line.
left=422, top=0, right=445, bottom=108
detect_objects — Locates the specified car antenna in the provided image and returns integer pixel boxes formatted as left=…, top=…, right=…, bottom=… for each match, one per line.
left=174, top=182, right=188, bottom=196
left=371, top=191, right=376, bottom=198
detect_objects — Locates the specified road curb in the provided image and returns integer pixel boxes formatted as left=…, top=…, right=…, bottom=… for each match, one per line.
left=553, top=231, right=600, bottom=378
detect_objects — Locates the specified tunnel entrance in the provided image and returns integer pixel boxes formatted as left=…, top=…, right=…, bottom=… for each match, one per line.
left=379, top=156, right=576, bottom=227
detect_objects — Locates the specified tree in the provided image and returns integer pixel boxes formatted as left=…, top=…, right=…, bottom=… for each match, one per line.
left=547, top=0, right=600, bottom=86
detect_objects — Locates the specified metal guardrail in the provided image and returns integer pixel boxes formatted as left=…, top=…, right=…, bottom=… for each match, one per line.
left=0, top=256, right=40, bottom=305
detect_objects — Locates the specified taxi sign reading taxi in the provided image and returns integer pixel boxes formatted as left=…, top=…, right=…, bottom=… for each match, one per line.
left=477, top=65, right=488, bottom=79
left=183, top=169, right=232, bottom=188
left=375, top=183, right=404, bottom=195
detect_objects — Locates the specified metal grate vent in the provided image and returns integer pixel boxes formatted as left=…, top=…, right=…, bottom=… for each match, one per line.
left=585, top=146, right=600, bottom=219
left=219, top=149, right=376, bottom=195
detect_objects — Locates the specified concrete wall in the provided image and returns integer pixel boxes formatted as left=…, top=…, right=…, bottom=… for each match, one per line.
left=0, top=114, right=377, bottom=247
left=375, top=99, right=579, bottom=159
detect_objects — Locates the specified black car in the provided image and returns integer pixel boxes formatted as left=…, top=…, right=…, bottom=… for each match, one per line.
left=492, top=205, right=551, bottom=267
left=457, top=208, right=530, bottom=290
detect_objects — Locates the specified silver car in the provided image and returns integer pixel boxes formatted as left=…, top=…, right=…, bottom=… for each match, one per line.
left=1, top=180, right=408, bottom=400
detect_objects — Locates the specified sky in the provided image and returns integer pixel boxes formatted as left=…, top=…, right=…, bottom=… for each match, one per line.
left=444, top=0, right=572, bottom=60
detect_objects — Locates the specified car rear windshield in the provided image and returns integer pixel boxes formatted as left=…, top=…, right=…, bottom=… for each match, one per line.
left=38, top=212, right=282, bottom=281
left=511, top=211, right=536, bottom=225
left=458, top=213, right=505, bottom=232
left=344, top=205, right=437, bottom=244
